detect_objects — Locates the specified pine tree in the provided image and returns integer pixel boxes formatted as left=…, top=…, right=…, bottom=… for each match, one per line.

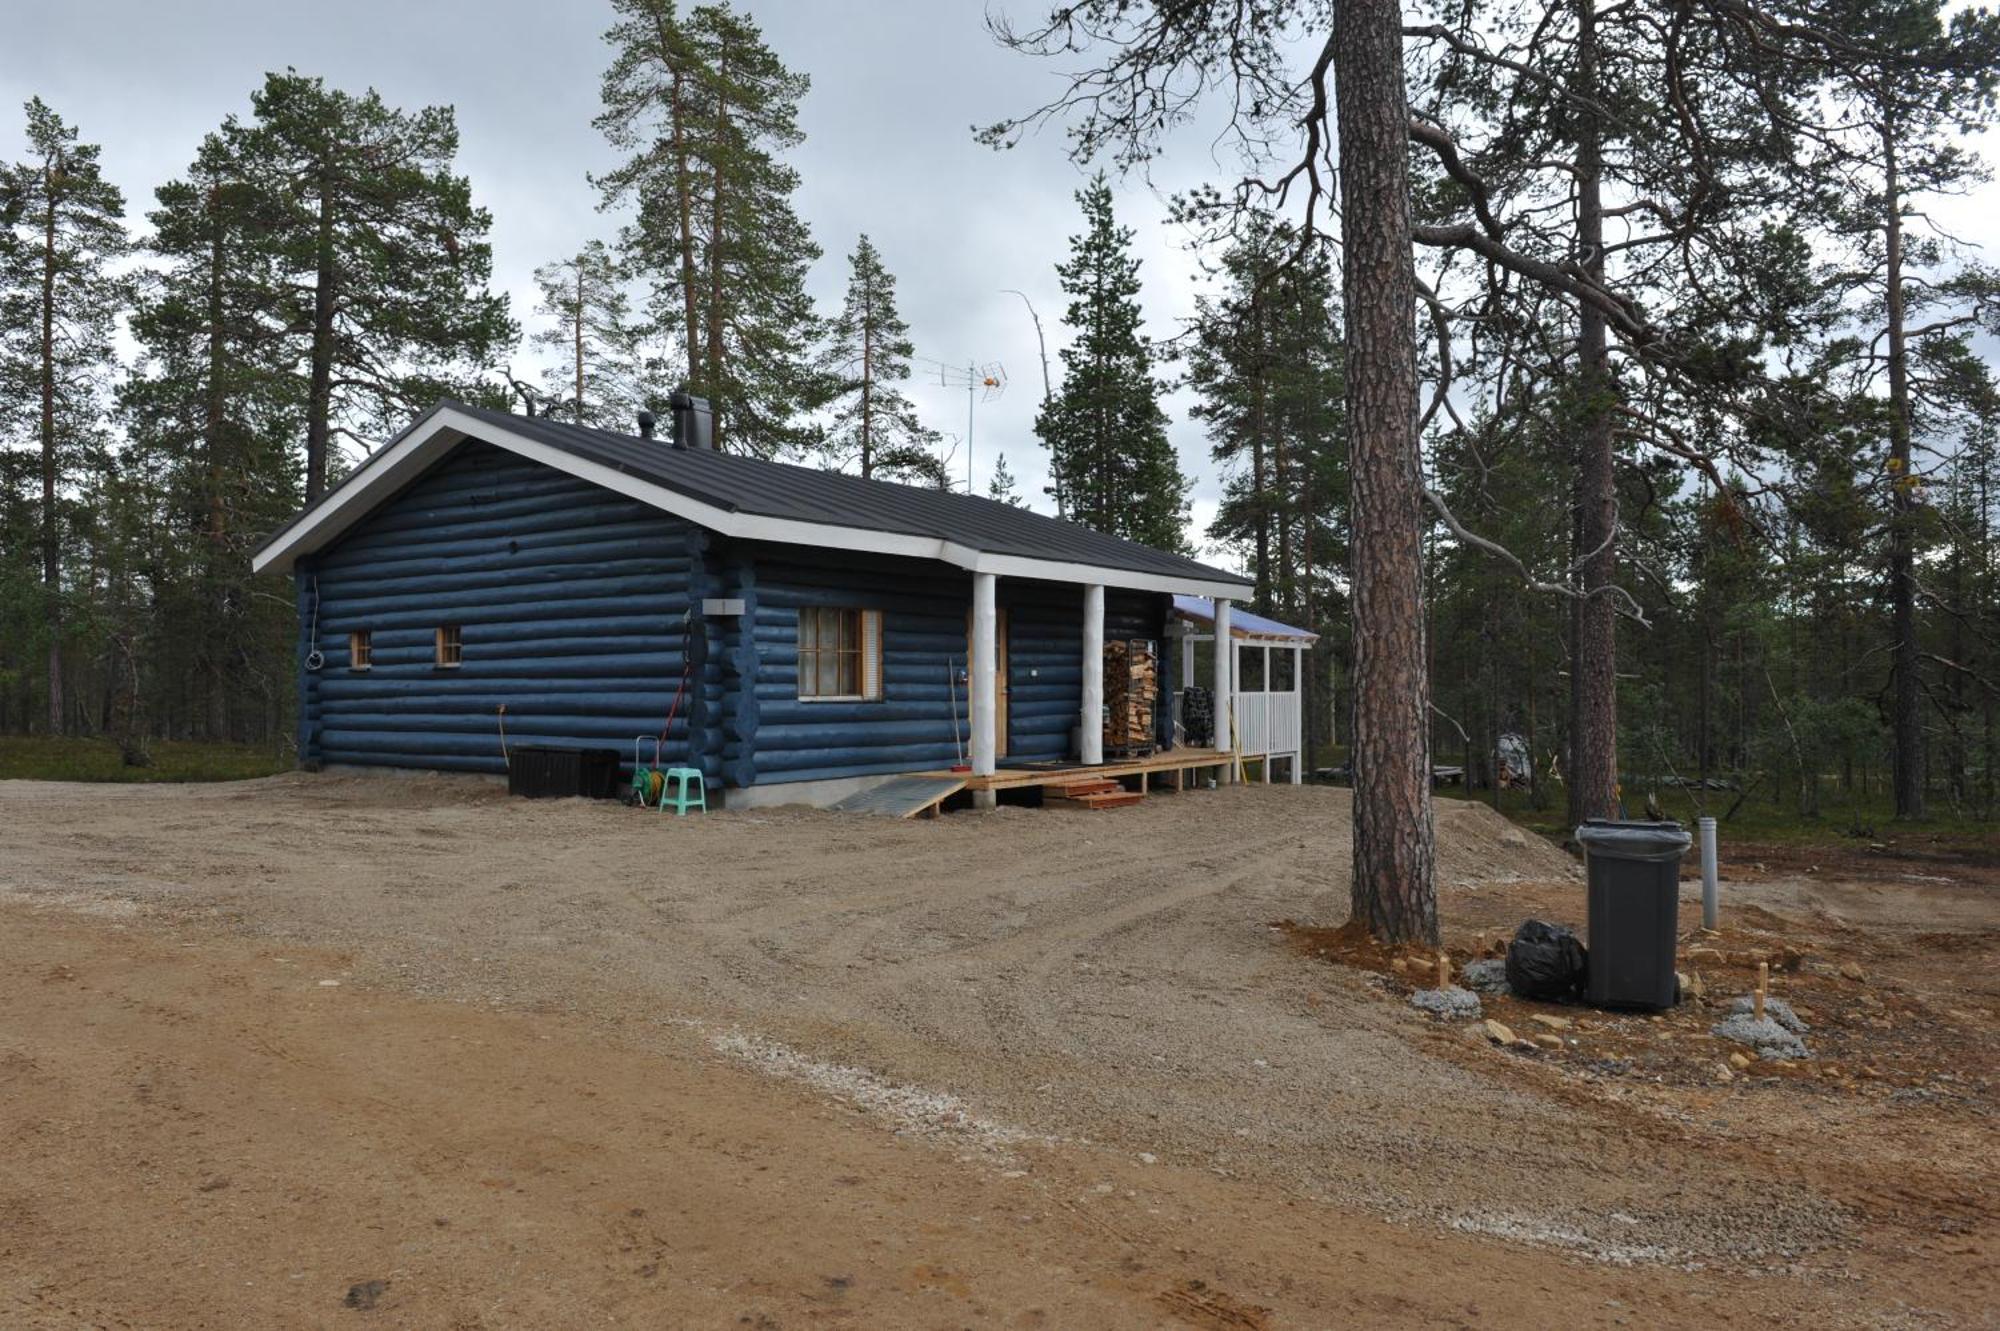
left=987, top=453, right=1025, bottom=506
left=1037, top=174, right=1188, bottom=550
left=1188, top=214, right=1347, bottom=620
left=594, top=0, right=825, bottom=456
left=1793, top=0, right=2000, bottom=819
left=821, top=234, right=944, bottom=484
left=0, top=98, right=132, bottom=732
left=121, top=128, right=303, bottom=739
left=531, top=240, right=643, bottom=429
left=223, top=71, right=514, bottom=500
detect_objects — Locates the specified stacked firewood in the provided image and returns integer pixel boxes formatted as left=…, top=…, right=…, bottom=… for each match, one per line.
left=1103, top=639, right=1158, bottom=753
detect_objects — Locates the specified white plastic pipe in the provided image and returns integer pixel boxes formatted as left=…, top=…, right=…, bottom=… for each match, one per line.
left=1081, top=583, right=1104, bottom=765
left=1213, top=598, right=1234, bottom=775
left=1699, top=815, right=1719, bottom=930
left=970, top=573, right=997, bottom=779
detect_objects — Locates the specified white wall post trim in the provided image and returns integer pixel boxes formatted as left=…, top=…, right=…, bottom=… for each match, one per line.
left=971, top=573, right=998, bottom=779
left=1213, top=598, right=1234, bottom=773
left=1081, top=583, right=1105, bottom=765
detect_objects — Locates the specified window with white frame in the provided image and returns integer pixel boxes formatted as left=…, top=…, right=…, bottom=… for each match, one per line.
left=797, top=607, right=882, bottom=700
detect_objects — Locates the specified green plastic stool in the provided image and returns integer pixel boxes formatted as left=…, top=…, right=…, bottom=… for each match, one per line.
left=659, top=766, right=707, bottom=816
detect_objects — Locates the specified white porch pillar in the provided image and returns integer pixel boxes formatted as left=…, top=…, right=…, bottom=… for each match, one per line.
left=1081, top=583, right=1105, bottom=765
left=1213, top=598, right=1233, bottom=777
left=971, top=572, right=998, bottom=805
left=1292, top=644, right=1305, bottom=784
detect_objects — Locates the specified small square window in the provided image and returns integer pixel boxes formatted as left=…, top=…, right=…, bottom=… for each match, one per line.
left=797, top=608, right=881, bottom=700
left=435, top=625, right=463, bottom=668
left=349, top=630, right=372, bottom=671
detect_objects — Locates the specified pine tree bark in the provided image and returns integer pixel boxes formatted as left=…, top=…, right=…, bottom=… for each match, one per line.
left=1882, top=118, right=1925, bottom=820
left=39, top=155, right=62, bottom=734
left=1336, top=0, right=1438, bottom=946
left=1567, top=0, right=1619, bottom=829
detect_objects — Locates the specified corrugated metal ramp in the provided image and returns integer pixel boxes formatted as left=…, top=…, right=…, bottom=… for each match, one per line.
left=828, top=775, right=968, bottom=819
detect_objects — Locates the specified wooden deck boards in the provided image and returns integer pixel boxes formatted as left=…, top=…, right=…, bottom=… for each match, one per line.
left=916, top=748, right=1231, bottom=793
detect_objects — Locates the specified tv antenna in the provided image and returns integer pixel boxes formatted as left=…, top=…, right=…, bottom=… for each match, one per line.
left=917, top=356, right=1005, bottom=492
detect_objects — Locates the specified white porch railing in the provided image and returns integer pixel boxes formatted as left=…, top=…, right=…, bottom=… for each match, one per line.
left=1233, top=689, right=1301, bottom=763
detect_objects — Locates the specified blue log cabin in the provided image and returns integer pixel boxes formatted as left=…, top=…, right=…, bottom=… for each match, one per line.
left=252, top=397, right=1257, bottom=808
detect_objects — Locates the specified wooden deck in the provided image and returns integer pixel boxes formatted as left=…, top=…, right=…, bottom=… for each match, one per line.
left=919, top=748, right=1235, bottom=794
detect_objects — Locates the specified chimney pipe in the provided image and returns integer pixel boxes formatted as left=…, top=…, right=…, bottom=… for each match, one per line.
left=670, top=391, right=713, bottom=451
left=636, top=409, right=656, bottom=440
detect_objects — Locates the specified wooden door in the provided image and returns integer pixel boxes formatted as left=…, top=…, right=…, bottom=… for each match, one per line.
left=966, top=606, right=1009, bottom=757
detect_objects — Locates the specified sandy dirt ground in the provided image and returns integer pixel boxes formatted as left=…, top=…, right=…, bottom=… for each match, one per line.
left=0, top=774, right=1993, bottom=1329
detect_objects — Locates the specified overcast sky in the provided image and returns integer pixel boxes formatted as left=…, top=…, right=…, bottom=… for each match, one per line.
left=7, top=2, right=1996, bottom=572
left=1, top=0, right=1265, bottom=562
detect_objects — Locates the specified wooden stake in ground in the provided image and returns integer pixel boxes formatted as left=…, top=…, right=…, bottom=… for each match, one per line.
left=1755, top=961, right=1769, bottom=1022
left=1436, top=952, right=1450, bottom=989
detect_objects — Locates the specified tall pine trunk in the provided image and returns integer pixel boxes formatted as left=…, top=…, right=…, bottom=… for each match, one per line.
left=305, top=177, right=337, bottom=503
left=860, top=287, right=875, bottom=477
left=39, top=158, right=62, bottom=734
left=1252, top=290, right=1271, bottom=612
left=204, top=185, right=231, bottom=739
left=1567, top=0, right=1619, bottom=828
left=1882, top=118, right=1925, bottom=819
left=705, top=50, right=728, bottom=450
left=1335, top=0, right=1438, bottom=946
left=664, top=30, right=701, bottom=389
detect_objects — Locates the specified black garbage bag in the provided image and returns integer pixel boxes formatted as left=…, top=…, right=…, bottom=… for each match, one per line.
left=1505, top=919, right=1588, bottom=1001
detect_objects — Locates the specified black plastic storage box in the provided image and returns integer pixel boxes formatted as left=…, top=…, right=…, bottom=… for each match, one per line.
left=507, top=745, right=623, bottom=799
left=1576, top=819, right=1692, bottom=1010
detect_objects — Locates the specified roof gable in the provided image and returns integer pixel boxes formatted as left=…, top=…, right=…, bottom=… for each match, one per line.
left=252, top=401, right=1255, bottom=599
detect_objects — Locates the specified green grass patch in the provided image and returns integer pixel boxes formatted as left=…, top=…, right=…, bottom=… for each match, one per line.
left=0, top=736, right=291, bottom=783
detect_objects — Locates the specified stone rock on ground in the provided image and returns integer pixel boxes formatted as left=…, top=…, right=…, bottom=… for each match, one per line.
left=1482, top=1018, right=1517, bottom=1045
left=1460, top=958, right=1511, bottom=995
left=1728, top=994, right=1809, bottom=1034
left=1712, top=1013, right=1810, bottom=1060
left=1409, top=986, right=1482, bottom=1020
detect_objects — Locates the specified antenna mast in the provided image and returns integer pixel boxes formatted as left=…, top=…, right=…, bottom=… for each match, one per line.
left=916, top=356, right=1006, bottom=492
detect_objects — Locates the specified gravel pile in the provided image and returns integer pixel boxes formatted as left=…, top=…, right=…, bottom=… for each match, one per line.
left=1712, top=1013, right=1811, bottom=1060
left=1727, top=994, right=1809, bottom=1034
left=1409, top=985, right=1482, bottom=1020
left=1460, top=958, right=1511, bottom=995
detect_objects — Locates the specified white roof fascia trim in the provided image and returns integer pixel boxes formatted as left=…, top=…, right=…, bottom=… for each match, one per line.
left=952, top=546, right=1251, bottom=600
left=252, top=407, right=1257, bottom=599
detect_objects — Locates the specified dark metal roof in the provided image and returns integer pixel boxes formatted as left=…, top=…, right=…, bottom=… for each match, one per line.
left=427, top=401, right=1251, bottom=588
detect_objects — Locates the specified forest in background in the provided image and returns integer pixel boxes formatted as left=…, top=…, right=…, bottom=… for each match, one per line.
left=2, top=0, right=1996, bottom=839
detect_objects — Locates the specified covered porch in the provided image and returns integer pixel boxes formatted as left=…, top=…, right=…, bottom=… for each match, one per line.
left=955, top=573, right=1253, bottom=808
left=1170, top=596, right=1318, bottom=785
